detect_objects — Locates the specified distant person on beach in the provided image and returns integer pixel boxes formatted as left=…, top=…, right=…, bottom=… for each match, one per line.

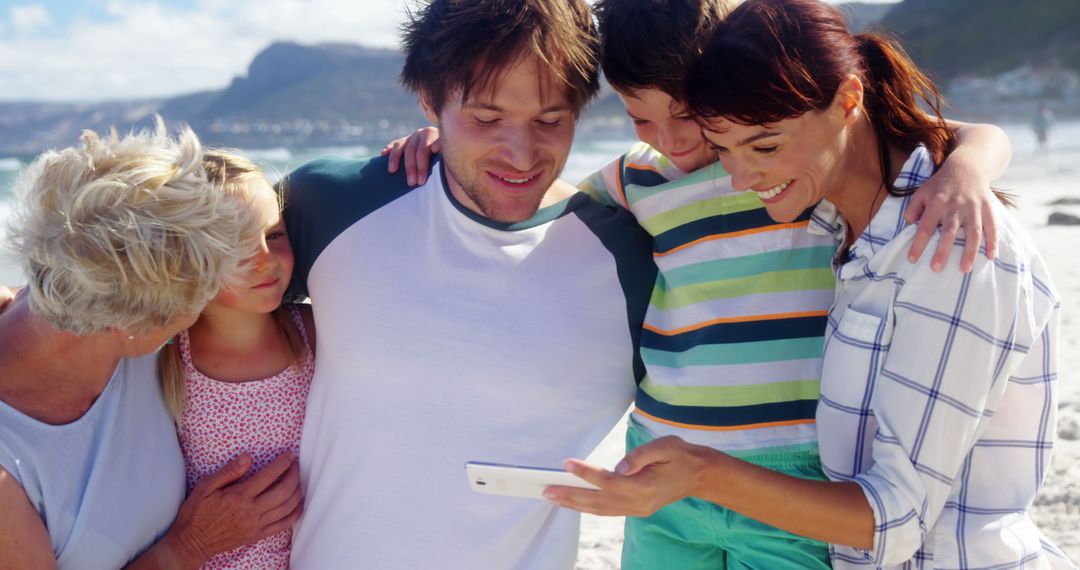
left=385, top=0, right=1012, bottom=566
left=1033, top=103, right=1056, bottom=152
left=547, top=0, right=1073, bottom=567
left=157, top=150, right=314, bottom=569
left=0, top=123, right=303, bottom=568
left=280, top=1, right=655, bottom=567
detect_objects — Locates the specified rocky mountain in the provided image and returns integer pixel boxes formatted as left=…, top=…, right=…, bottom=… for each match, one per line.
left=0, top=42, right=432, bottom=156
left=3, top=0, right=1077, bottom=156
left=0, top=41, right=631, bottom=156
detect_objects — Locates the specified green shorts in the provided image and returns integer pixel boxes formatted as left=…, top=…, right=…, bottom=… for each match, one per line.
left=621, top=420, right=832, bottom=570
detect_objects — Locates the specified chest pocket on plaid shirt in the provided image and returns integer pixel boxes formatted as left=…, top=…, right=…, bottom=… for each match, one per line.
left=822, top=303, right=895, bottom=409
left=819, top=303, right=896, bottom=477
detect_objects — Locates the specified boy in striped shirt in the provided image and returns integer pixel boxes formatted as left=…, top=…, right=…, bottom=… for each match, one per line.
left=385, top=1, right=1012, bottom=566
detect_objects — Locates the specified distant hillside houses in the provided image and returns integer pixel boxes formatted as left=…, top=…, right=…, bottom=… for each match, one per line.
left=949, top=66, right=1080, bottom=104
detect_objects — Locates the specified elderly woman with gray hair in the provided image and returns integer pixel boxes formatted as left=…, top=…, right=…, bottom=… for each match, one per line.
left=0, top=122, right=302, bottom=569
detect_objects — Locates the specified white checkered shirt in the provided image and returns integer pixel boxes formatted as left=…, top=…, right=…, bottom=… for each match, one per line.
left=812, top=147, right=1074, bottom=568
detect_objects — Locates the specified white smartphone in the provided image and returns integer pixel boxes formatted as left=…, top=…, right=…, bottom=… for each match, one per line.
left=465, top=461, right=599, bottom=499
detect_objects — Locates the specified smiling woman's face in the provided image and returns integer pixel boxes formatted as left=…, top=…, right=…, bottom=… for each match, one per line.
left=699, top=108, right=850, bottom=223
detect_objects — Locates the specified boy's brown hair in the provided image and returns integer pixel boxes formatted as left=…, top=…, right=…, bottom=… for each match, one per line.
left=399, top=0, right=600, bottom=115
left=594, top=0, right=734, bottom=98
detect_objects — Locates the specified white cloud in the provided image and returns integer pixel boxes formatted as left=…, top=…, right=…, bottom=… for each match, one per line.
left=0, top=0, right=407, bottom=102
left=10, top=4, right=52, bottom=35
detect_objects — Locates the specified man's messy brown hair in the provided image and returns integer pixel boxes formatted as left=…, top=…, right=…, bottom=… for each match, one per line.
left=400, top=0, right=601, bottom=115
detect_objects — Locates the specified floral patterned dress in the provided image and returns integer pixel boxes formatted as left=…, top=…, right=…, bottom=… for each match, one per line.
left=177, top=305, right=314, bottom=569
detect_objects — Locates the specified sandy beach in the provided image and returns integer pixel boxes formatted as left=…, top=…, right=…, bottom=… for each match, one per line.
left=575, top=129, right=1080, bottom=568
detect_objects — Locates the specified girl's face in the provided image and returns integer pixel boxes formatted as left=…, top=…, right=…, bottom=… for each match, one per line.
left=211, top=177, right=294, bottom=315
left=699, top=107, right=850, bottom=223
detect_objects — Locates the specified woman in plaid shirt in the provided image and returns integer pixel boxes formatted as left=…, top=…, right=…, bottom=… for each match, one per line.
left=547, top=0, right=1073, bottom=567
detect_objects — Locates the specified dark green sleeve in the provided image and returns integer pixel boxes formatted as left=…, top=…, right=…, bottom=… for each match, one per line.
left=279, top=154, right=417, bottom=300
left=571, top=199, right=657, bottom=385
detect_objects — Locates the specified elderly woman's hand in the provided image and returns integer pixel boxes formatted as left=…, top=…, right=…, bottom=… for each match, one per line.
left=128, top=452, right=302, bottom=569
left=173, top=452, right=302, bottom=562
left=542, top=436, right=718, bottom=517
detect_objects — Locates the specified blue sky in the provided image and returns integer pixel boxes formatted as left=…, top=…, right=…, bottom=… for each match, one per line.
left=3, top=0, right=193, bottom=29
left=0, top=0, right=899, bottom=103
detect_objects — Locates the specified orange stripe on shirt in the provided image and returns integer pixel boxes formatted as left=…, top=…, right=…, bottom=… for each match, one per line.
left=654, top=220, right=810, bottom=257
left=613, top=157, right=628, bottom=207
left=624, top=161, right=665, bottom=175
left=643, top=310, right=830, bottom=336
left=634, top=408, right=817, bottom=432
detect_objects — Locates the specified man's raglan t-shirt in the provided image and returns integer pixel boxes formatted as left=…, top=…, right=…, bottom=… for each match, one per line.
left=578, top=142, right=839, bottom=455
left=282, top=155, right=655, bottom=569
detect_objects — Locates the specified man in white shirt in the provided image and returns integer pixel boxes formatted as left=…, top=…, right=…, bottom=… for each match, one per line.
left=283, top=1, right=655, bottom=568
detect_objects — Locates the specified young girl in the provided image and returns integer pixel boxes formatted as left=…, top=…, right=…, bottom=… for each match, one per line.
left=159, top=150, right=315, bottom=569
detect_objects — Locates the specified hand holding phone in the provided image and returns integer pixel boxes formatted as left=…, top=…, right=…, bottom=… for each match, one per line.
left=465, top=461, right=599, bottom=500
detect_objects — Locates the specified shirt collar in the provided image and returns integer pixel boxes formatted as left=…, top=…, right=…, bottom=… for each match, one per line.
left=807, top=199, right=845, bottom=238
left=847, top=145, right=934, bottom=262
left=436, top=159, right=580, bottom=231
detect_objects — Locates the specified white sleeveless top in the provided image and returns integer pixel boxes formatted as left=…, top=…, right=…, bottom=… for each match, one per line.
left=0, top=352, right=186, bottom=569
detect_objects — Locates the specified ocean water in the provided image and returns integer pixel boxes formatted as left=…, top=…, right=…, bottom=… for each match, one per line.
left=3, top=119, right=1080, bottom=283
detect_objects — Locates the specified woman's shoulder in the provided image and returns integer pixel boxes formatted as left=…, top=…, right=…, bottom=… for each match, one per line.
left=878, top=201, right=1058, bottom=333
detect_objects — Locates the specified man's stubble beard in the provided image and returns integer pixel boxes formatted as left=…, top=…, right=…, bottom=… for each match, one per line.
left=442, top=149, right=559, bottom=224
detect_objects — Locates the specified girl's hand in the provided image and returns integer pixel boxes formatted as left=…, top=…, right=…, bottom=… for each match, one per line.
left=381, top=126, right=442, bottom=186
left=542, top=436, right=716, bottom=517
left=164, top=452, right=303, bottom=565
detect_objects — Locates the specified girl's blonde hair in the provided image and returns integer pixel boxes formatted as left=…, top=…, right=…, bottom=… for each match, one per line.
left=158, top=149, right=307, bottom=425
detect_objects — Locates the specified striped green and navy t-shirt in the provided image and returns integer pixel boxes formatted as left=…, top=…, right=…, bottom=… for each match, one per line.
left=578, top=142, right=840, bottom=455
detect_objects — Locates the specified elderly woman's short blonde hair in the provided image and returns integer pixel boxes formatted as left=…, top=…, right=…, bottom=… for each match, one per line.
left=5, top=119, right=262, bottom=335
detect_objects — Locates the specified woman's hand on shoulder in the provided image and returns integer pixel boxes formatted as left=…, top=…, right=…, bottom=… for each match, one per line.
left=128, top=452, right=302, bottom=569
left=381, top=127, right=441, bottom=186
left=0, top=467, right=57, bottom=569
